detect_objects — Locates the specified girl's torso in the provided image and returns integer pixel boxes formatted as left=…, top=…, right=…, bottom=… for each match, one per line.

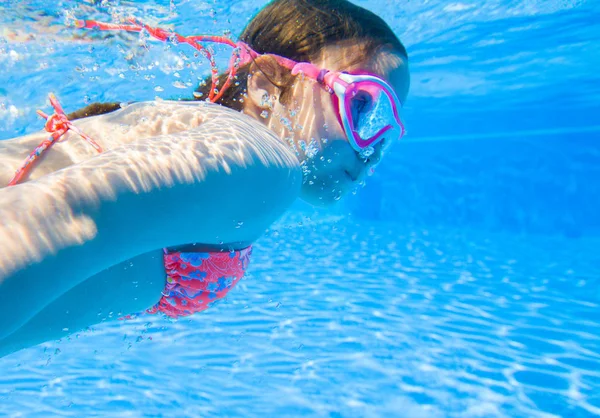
left=0, top=101, right=301, bottom=354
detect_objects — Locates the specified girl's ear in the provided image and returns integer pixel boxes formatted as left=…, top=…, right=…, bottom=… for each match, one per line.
left=245, top=55, right=291, bottom=115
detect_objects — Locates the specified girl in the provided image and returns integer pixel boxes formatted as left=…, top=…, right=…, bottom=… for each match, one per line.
left=0, top=0, right=409, bottom=357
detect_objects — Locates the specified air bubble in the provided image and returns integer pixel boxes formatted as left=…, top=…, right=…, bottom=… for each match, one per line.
left=260, top=92, right=273, bottom=109
left=280, top=117, right=293, bottom=130
left=359, top=146, right=374, bottom=159
left=154, top=86, right=164, bottom=92
left=260, top=110, right=269, bottom=119
left=305, top=138, right=319, bottom=159
left=63, top=10, right=77, bottom=27
left=168, top=33, right=179, bottom=46
left=138, top=28, right=150, bottom=47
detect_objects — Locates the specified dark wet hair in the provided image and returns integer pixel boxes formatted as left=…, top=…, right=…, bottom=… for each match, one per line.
left=194, top=0, right=407, bottom=110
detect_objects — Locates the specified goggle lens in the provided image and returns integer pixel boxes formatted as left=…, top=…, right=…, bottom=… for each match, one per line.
left=354, top=89, right=398, bottom=143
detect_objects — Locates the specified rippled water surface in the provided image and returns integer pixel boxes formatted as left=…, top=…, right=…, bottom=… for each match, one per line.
left=1, top=0, right=599, bottom=417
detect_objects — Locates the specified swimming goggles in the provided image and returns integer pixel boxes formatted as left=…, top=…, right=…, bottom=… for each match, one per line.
left=76, top=18, right=405, bottom=153
left=287, top=64, right=405, bottom=153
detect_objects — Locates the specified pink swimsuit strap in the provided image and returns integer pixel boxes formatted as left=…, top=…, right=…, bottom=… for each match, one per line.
left=145, top=246, right=252, bottom=319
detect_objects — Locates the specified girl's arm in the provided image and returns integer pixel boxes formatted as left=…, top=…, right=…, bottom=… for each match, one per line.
left=0, top=110, right=301, bottom=340
left=0, top=249, right=165, bottom=358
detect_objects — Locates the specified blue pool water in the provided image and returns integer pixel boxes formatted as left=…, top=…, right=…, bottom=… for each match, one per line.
left=1, top=1, right=599, bottom=417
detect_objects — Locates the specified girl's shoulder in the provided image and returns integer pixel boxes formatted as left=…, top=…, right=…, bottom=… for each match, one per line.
left=118, top=100, right=300, bottom=170
left=95, top=100, right=285, bottom=150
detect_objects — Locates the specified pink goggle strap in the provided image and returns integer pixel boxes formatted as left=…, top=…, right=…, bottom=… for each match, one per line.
left=76, top=19, right=321, bottom=103
left=76, top=18, right=258, bottom=103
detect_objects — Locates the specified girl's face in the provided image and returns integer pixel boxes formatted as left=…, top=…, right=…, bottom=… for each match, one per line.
left=247, top=42, right=410, bottom=207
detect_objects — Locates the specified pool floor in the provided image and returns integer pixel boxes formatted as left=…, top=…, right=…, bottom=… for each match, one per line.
left=0, top=219, right=598, bottom=417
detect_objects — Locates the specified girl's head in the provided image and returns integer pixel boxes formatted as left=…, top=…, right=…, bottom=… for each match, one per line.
left=196, top=0, right=410, bottom=206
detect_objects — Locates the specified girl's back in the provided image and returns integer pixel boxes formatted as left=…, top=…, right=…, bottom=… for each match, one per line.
left=0, top=101, right=299, bottom=186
